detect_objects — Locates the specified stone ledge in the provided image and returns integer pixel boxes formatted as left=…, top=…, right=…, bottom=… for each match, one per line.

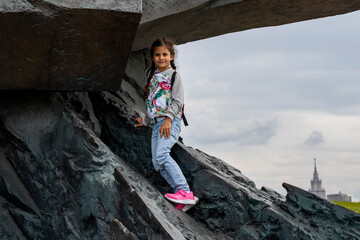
left=133, top=0, right=360, bottom=50
left=0, top=1, right=141, bottom=91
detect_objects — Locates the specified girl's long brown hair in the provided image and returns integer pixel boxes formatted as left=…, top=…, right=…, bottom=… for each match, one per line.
left=144, top=38, right=177, bottom=100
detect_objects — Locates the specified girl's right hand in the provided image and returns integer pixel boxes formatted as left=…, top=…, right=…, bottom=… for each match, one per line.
left=134, top=117, right=144, bottom=127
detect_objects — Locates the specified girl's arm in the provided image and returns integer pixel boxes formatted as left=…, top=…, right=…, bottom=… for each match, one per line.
left=165, top=72, right=184, bottom=120
left=160, top=72, right=184, bottom=139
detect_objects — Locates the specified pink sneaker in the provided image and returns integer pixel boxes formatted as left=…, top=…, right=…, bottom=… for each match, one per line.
left=176, top=197, right=199, bottom=212
left=165, top=189, right=196, bottom=204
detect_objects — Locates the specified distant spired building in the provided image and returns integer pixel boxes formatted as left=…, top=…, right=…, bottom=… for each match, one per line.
left=309, top=158, right=326, bottom=199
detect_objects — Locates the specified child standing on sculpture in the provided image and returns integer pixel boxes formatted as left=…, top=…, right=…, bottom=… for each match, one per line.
left=134, top=38, right=198, bottom=212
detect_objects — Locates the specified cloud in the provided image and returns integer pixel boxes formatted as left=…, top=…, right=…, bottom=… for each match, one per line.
left=238, top=118, right=278, bottom=145
left=304, top=131, right=324, bottom=146
left=178, top=13, right=360, bottom=116
left=184, top=110, right=278, bottom=146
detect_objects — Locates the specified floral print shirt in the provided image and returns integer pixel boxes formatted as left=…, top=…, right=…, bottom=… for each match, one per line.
left=145, top=67, right=184, bottom=125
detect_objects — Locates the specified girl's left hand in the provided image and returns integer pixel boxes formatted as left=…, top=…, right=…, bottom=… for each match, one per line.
left=160, top=117, right=172, bottom=139
left=134, top=117, right=144, bottom=127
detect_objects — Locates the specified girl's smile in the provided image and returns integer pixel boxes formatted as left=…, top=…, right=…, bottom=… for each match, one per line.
left=153, top=46, right=174, bottom=72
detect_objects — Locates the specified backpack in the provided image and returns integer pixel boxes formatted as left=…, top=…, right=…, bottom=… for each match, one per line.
left=146, top=69, right=189, bottom=126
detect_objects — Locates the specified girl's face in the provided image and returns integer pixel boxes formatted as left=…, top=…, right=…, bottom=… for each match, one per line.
left=152, top=46, right=174, bottom=72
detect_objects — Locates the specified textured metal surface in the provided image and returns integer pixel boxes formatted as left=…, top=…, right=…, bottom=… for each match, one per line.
left=0, top=0, right=141, bottom=90
left=0, top=90, right=359, bottom=239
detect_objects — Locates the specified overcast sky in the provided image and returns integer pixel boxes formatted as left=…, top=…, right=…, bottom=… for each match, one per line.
left=176, top=11, right=360, bottom=201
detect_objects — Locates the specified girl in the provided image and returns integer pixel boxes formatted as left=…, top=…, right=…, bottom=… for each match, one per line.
left=134, top=38, right=198, bottom=212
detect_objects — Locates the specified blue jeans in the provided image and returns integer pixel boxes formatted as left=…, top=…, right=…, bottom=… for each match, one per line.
left=151, top=117, right=190, bottom=193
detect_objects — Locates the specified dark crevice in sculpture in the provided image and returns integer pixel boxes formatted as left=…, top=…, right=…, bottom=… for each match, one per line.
left=25, top=0, right=59, bottom=16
